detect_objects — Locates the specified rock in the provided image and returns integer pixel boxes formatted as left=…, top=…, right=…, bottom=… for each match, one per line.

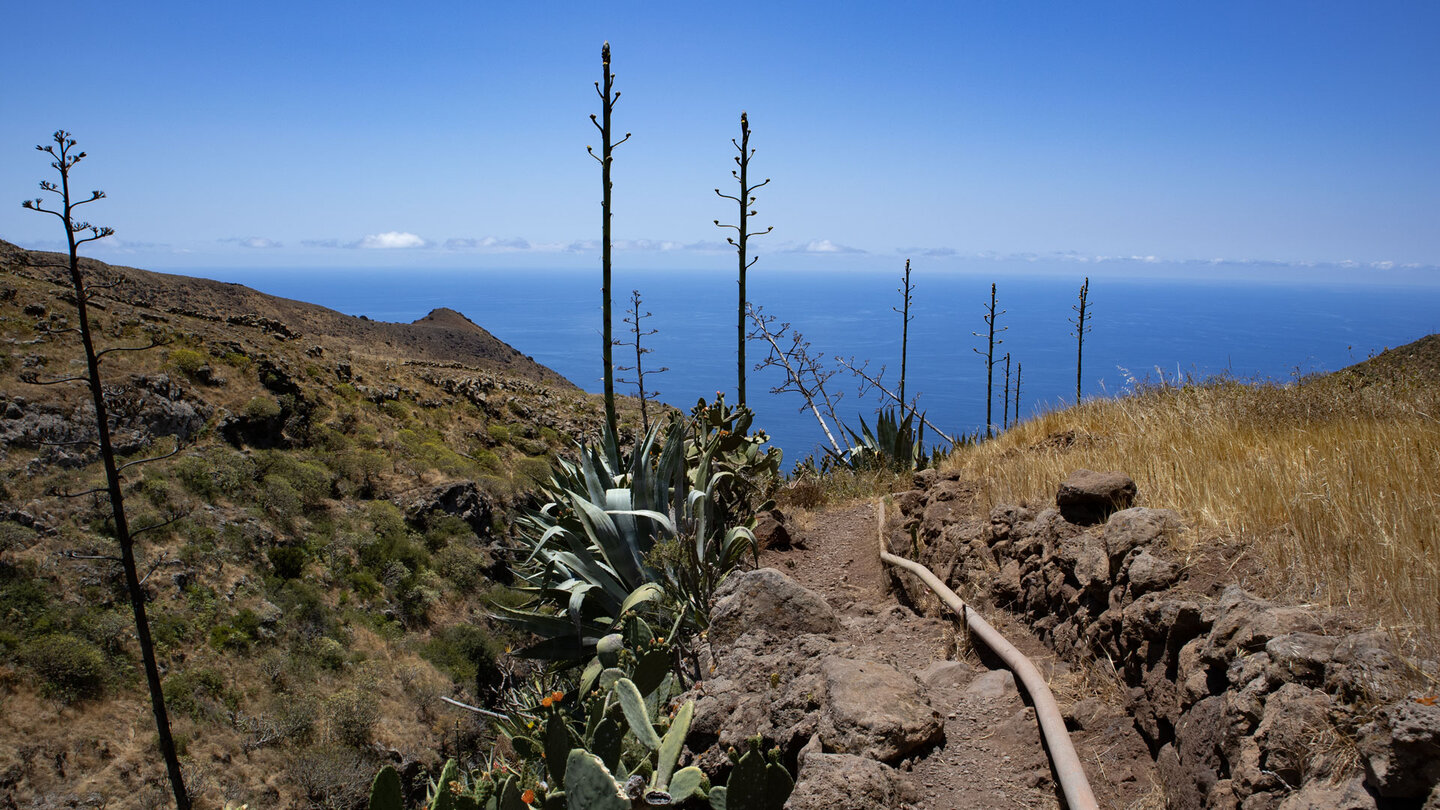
left=785, top=753, right=917, bottom=810
left=963, top=669, right=1018, bottom=699
left=1205, top=587, right=1322, bottom=660
left=918, top=660, right=974, bottom=690
left=708, top=569, right=840, bottom=648
left=818, top=657, right=944, bottom=762
left=1064, top=535, right=1111, bottom=592
left=1102, top=508, right=1181, bottom=561
left=1325, top=631, right=1407, bottom=705
left=1056, top=469, right=1137, bottom=524
left=1126, top=550, right=1179, bottom=594
left=1264, top=633, right=1332, bottom=686
left=893, top=489, right=926, bottom=518
left=1276, top=776, right=1377, bottom=810
left=1252, top=683, right=1333, bottom=789
left=1062, top=697, right=1107, bottom=731
left=753, top=509, right=796, bottom=550
left=403, top=481, right=493, bottom=538
left=1360, top=698, right=1440, bottom=799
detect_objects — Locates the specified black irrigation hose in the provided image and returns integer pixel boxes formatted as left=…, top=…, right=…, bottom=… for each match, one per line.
left=876, top=500, right=1100, bottom=810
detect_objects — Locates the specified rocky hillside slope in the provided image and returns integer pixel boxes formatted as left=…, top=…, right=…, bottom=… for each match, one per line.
left=0, top=242, right=637, bottom=808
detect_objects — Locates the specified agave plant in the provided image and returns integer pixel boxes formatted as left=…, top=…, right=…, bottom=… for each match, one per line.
left=497, top=420, right=755, bottom=661
left=843, top=406, right=928, bottom=472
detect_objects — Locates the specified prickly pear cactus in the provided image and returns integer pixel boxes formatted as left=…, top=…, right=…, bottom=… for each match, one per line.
left=563, top=750, right=630, bottom=810
left=720, top=737, right=793, bottom=810
left=368, top=765, right=403, bottom=810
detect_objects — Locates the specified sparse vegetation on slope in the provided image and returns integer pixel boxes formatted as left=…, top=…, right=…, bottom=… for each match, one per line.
left=941, top=351, right=1440, bottom=663
left=0, top=241, right=650, bottom=807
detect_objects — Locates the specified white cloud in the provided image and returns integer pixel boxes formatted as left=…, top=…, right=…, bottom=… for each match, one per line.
left=898, top=246, right=957, bottom=258
left=444, top=237, right=531, bottom=251
left=782, top=239, right=866, bottom=254
left=357, top=231, right=427, bottom=249
left=221, top=236, right=282, bottom=249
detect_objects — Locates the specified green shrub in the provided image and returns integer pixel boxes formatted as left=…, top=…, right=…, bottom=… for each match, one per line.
left=274, top=580, right=333, bottom=638
left=174, top=448, right=256, bottom=500
left=167, top=347, right=208, bottom=377
left=163, top=666, right=236, bottom=720
left=209, top=608, right=262, bottom=652
left=514, top=456, right=553, bottom=488
left=325, top=687, right=378, bottom=747
left=346, top=570, right=383, bottom=599
left=20, top=633, right=107, bottom=700
left=419, top=625, right=501, bottom=697
left=314, top=637, right=347, bottom=671
left=244, top=397, right=283, bottom=421
left=378, top=400, right=409, bottom=420
left=484, top=423, right=510, bottom=445
left=260, top=477, right=302, bottom=523
left=0, top=522, right=39, bottom=553
left=421, top=515, right=473, bottom=552
left=268, top=546, right=307, bottom=580
left=222, top=351, right=252, bottom=370
left=434, top=543, right=490, bottom=593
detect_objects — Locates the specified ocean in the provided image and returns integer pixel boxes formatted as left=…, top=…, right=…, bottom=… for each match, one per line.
left=196, top=264, right=1440, bottom=466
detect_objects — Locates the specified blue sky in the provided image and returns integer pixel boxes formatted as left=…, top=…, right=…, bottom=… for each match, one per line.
left=3, top=1, right=1438, bottom=274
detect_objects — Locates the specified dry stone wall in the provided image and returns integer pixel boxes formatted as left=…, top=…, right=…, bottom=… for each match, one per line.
left=891, top=469, right=1440, bottom=810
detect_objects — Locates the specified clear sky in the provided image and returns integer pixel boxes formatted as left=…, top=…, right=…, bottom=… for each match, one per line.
left=3, top=1, right=1438, bottom=274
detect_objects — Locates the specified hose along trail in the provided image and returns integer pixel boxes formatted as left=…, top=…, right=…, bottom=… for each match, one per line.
left=875, top=500, right=1101, bottom=810
left=757, top=497, right=1157, bottom=809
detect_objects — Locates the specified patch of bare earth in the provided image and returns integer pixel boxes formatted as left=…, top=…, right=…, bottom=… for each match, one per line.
left=762, top=500, right=1161, bottom=809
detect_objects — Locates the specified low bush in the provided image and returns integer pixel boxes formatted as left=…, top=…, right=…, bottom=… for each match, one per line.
left=20, top=633, right=107, bottom=701
left=167, top=347, right=208, bottom=378
left=419, top=624, right=501, bottom=698
left=268, top=546, right=307, bottom=580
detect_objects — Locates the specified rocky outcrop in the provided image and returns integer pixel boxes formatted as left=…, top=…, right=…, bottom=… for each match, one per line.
left=402, top=481, right=494, bottom=539
left=1, top=374, right=209, bottom=463
left=688, top=569, right=944, bottom=781
left=892, top=469, right=1437, bottom=809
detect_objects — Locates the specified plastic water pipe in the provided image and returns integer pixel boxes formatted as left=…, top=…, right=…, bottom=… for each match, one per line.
left=876, top=500, right=1101, bottom=810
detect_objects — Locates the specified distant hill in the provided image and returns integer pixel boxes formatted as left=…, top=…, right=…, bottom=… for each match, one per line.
left=1335, top=332, right=1440, bottom=383
left=0, top=239, right=573, bottom=387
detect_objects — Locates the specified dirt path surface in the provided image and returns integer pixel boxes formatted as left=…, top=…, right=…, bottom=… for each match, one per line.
left=761, top=500, right=1161, bottom=809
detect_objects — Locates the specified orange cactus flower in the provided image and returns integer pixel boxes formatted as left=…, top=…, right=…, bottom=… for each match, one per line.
left=540, top=695, right=554, bottom=708
left=551, top=690, right=565, bottom=703
left=521, top=788, right=536, bottom=804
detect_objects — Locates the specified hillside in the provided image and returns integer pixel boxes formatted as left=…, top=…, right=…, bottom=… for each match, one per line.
left=0, top=239, right=570, bottom=386
left=0, top=242, right=642, bottom=808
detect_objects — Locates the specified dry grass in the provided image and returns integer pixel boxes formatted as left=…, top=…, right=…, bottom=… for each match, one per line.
left=942, top=369, right=1440, bottom=655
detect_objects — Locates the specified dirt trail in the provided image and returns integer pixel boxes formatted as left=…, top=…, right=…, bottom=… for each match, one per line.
left=760, top=500, right=1160, bottom=810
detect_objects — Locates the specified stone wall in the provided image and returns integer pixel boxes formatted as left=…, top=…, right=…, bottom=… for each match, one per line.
left=890, top=469, right=1439, bottom=810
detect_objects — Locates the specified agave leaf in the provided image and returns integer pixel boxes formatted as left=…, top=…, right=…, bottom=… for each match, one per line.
left=573, top=496, right=646, bottom=589
left=619, top=582, right=665, bottom=615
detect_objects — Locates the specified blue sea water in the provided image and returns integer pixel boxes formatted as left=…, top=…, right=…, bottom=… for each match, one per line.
left=199, top=265, right=1440, bottom=466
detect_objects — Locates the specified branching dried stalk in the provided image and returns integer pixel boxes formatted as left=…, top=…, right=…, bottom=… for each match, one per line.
left=834, top=356, right=956, bottom=445
left=747, top=303, right=847, bottom=456
left=22, top=130, right=191, bottom=810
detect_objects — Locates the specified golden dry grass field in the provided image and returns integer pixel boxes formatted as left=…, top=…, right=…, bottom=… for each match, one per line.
left=942, top=346, right=1440, bottom=671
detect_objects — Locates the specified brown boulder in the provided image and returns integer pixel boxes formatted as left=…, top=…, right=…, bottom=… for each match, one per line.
left=752, top=508, right=797, bottom=550
left=785, top=753, right=917, bottom=810
left=1056, top=469, right=1137, bottom=524
left=708, top=568, right=840, bottom=648
left=817, top=656, right=945, bottom=762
